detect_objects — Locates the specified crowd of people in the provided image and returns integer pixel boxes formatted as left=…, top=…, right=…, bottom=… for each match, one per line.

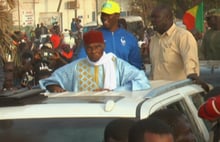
left=0, top=0, right=220, bottom=141
left=1, top=20, right=80, bottom=90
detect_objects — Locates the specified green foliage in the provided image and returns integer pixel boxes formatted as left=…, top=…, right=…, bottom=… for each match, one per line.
left=129, top=0, right=220, bottom=26
left=0, top=0, right=17, bottom=64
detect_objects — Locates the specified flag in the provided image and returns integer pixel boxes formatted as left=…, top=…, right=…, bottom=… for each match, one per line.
left=183, top=2, right=204, bottom=32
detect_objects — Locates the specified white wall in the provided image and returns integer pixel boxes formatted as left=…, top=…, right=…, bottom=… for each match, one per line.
left=38, top=0, right=93, bottom=29
left=12, top=0, right=130, bottom=31
left=13, top=0, right=95, bottom=30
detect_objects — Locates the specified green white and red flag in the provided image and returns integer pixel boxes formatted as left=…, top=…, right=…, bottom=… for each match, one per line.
left=183, top=1, right=204, bottom=32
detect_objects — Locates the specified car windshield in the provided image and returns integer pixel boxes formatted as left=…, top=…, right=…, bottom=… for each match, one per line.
left=0, top=118, right=125, bottom=142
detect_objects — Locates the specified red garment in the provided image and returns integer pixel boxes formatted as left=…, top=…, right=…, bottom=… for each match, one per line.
left=61, top=50, right=74, bottom=59
left=50, top=34, right=61, bottom=49
left=198, top=95, right=220, bottom=121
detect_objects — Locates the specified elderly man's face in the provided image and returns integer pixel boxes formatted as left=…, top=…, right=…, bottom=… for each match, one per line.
left=85, top=43, right=105, bottom=62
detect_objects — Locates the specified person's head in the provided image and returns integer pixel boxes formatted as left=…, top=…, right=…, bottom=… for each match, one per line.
left=104, top=118, right=135, bottom=142
left=21, top=51, right=33, bottom=65
left=129, top=117, right=174, bottom=142
left=83, top=30, right=105, bottom=62
left=149, top=109, right=195, bottom=142
left=150, top=4, right=173, bottom=34
left=100, top=0, right=121, bottom=32
left=205, top=9, right=220, bottom=30
left=119, top=18, right=127, bottom=29
left=53, top=25, right=60, bottom=34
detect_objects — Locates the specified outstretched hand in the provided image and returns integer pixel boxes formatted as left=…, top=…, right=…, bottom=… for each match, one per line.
left=187, top=73, right=210, bottom=92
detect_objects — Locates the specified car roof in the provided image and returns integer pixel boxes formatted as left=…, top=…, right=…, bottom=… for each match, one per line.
left=0, top=79, right=204, bottom=120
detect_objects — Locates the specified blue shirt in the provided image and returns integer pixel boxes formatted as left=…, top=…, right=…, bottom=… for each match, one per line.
left=77, top=27, right=143, bottom=69
left=71, top=21, right=77, bottom=32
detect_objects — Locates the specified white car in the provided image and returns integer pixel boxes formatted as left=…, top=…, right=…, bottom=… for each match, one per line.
left=0, top=79, right=210, bottom=142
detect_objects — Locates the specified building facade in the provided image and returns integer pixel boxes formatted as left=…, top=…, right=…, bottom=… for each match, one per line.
left=12, top=0, right=130, bottom=31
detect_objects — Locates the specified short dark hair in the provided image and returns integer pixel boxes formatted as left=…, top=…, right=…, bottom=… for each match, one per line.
left=149, top=109, right=183, bottom=127
left=148, top=109, right=191, bottom=141
left=104, top=118, right=135, bottom=142
left=128, top=117, right=173, bottom=142
left=153, top=4, right=174, bottom=20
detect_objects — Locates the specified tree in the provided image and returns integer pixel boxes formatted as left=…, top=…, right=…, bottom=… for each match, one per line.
left=129, top=0, right=157, bottom=26
left=129, top=0, right=220, bottom=25
left=0, top=0, right=17, bottom=64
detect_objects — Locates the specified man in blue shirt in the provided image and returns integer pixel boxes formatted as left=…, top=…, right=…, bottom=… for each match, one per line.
left=71, top=18, right=77, bottom=33
left=77, top=0, right=143, bottom=69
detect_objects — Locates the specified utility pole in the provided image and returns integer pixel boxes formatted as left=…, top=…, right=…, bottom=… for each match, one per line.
left=75, top=0, right=78, bottom=18
left=33, top=0, right=35, bottom=26
left=18, top=0, right=21, bottom=30
left=57, top=0, right=62, bottom=12
left=96, top=0, right=98, bottom=25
